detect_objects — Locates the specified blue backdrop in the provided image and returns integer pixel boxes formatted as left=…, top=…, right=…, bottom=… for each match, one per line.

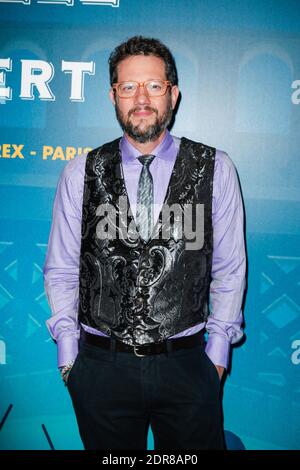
left=0, top=0, right=299, bottom=450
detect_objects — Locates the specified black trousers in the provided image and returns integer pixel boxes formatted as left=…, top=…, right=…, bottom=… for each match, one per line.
left=67, top=337, right=226, bottom=450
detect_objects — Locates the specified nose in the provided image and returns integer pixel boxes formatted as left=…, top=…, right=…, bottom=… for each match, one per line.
left=134, top=83, right=151, bottom=104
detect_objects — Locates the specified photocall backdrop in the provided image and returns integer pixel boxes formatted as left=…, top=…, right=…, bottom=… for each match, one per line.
left=0, top=0, right=299, bottom=450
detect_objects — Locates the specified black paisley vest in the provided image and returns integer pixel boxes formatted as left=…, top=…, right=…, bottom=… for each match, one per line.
left=78, top=136, right=216, bottom=345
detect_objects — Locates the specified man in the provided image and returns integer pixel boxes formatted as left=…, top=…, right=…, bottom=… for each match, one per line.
left=43, top=36, right=246, bottom=450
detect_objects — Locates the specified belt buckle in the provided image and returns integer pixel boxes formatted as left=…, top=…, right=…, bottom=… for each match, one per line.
left=134, top=345, right=146, bottom=357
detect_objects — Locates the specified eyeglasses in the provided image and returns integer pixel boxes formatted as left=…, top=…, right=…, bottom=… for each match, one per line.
left=112, top=80, right=172, bottom=98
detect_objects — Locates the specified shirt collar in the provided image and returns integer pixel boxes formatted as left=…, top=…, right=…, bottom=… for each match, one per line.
left=120, top=129, right=175, bottom=165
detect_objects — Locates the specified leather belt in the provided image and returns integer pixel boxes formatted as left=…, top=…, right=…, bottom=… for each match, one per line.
left=83, top=330, right=205, bottom=357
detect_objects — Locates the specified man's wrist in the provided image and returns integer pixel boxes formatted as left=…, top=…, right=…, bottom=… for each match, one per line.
left=59, top=361, right=75, bottom=384
left=215, top=364, right=225, bottom=380
left=57, top=335, right=79, bottom=370
left=205, top=335, right=230, bottom=369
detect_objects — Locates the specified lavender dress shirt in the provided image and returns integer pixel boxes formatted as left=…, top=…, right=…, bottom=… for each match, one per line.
left=43, top=130, right=246, bottom=370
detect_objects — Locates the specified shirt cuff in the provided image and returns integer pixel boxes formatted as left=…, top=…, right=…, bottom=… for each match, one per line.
left=205, top=334, right=230, bottom=369
left=57, top=335, right=79, bottom=369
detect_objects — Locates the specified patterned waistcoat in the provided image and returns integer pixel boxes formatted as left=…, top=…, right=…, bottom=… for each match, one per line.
left=78, top=136, right=216, bottom=345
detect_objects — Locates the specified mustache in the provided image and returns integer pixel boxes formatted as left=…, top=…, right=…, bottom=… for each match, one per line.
left=128, top=106, right=158, bottom=117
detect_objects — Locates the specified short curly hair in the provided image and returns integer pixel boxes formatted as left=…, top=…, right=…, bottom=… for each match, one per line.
left=109, top=35, right=178, bottom=86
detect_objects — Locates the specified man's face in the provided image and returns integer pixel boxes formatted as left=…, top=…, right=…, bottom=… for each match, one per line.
left=109, top=55, right=179, bottom=143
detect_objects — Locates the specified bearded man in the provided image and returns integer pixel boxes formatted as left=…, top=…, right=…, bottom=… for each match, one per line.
left=43, top=36, right=246, bottom=450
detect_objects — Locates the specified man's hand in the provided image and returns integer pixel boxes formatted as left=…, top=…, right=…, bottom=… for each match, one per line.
left=61, top=368, right=71, bottom=385
left=215, top=365, right=225, bottom=380
left=59, top=361, right=75, bottom=386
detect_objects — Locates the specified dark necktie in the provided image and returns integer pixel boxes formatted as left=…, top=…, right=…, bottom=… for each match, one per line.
left=136, top=154, right=156, bottom=241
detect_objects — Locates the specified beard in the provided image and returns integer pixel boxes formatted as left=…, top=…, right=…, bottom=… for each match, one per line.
left=115, top=95, right=173, bottom=143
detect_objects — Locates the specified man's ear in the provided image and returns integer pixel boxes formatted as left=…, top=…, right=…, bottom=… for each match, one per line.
left=109, top=88, right=116, bottom=106
left=171, top=85, right=180, bottom=110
